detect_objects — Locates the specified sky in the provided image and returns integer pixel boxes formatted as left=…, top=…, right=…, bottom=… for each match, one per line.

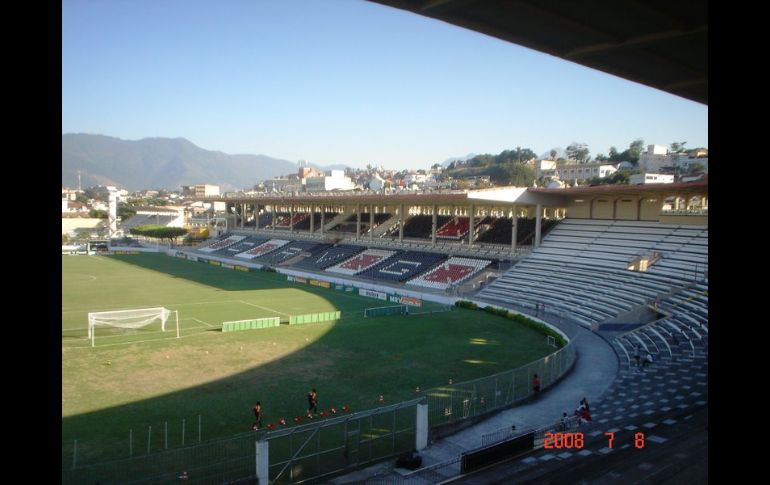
left=62, top=0, right=708, bottom=171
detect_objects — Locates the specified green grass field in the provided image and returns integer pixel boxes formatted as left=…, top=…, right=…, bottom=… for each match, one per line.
left=62, top=253, right=552, bottom=464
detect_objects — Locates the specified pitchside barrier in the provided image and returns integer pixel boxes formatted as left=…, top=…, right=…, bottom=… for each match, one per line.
left=222, top=317, right=281, bottom=332
left=288, top=311, right=341, bottom=325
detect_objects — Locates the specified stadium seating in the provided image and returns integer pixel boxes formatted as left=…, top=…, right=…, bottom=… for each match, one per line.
left=325, top=249, right=399, bottom=275
left=612, top=283, right=707, bottom=374
left=197, top=234, right=246, bottom=252
left=407, top=257, right=492, bottom=290
left=293, top=244, right=366, bottom=270
left=358, top=250, right=448, bottom=282
left=256, top=241, right=333, bottom=265
left=437, top=217, right=470, bottom=239
left=120, top=214, right=177, bottom=232
left=477, top=219, right=708, bottom=328
left=209, top=236, right=269, bottom=256
left=234, top=239, right=290, bottom=259
left=402, top=215, right=452, bottom=238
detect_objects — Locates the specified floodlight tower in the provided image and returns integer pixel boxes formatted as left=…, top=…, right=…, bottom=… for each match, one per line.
left=107, top=186, right=118, bottom=237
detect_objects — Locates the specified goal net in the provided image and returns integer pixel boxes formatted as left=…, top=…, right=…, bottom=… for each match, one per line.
left=364, top=305, right=408, bottom=318
left=88, top=307, right=177, bottom=346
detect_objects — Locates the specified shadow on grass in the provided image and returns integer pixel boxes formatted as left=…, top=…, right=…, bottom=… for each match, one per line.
left=62, top=254, right=554, bottom=484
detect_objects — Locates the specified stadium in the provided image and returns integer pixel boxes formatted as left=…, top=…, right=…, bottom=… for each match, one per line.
left=62, top=1, right=706, bottom=483
left=62, top=178, right=707, bottom=483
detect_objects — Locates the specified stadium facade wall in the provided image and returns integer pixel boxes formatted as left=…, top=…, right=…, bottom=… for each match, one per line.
left=174, top=250, right=265, bottom=270
left=615, top=199, right=638, bottom=220
left=640, top=199, right=661, bottom=220
left=105, top=246, right=163, bottom=253
left=591, top=199, right=613, bottom=219
left=565, top=200, right=590, bottom=219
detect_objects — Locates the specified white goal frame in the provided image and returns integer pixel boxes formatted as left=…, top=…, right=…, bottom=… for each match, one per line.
left=363, top=305, right=408, bottom=318
left=87, top=307, right=179, bottom=347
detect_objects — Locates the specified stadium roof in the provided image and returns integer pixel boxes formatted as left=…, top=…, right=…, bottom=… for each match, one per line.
left=530, top=178, right=708, bottom=198
left=369, top=0, right=707, bottom=105
left=207, top=180, right=707, bottom=207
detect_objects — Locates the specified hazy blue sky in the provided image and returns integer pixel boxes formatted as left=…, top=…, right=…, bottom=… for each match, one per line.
left=62, top=0, right=708, bottom=170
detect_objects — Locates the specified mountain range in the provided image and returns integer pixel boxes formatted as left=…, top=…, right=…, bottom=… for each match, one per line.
left=61, top=134, right=346, bottom=192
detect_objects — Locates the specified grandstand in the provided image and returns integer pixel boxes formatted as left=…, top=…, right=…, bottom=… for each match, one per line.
left=407, top=257, right=492, bottom=290
left=293, top=244, right=366, bottom=270
left=196, top=234, right=246, bottom=252
left=358, top=250, right=447, bottom=282
left=120, top=213, right=178, bottom=231
left=252, top=240, right=332, bottom=265
left=82, top=181, right=707, bottom=483
left=234, top=239, right=290, bottom=259
left=325, top=248, right=399, bottom=275
left=477, top=219, right=707, bottom=328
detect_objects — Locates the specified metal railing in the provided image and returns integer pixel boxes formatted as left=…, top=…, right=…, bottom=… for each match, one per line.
left=423, top=342, right=575, bottom=429
left=264, top=399, right=423, bottom=484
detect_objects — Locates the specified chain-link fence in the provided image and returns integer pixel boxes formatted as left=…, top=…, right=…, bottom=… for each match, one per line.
left=62, top=429, right=263, bottom=484
left=425, top=342, right=575, bottom=428
left=265, top=399, right=422, bottom=484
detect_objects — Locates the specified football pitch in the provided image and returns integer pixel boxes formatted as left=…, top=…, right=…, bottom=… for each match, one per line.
left=62, top=253, right=552, bottom=464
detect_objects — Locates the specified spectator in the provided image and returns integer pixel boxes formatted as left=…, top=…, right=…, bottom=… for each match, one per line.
left=643, top=352, right=654, bottom=369
left=532, top=374, right=541, bottom=396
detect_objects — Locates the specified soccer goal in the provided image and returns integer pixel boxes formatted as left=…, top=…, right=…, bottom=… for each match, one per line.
left=87, top=307, right=179, bottom=347
left=364, top=305, right=408, bottom=318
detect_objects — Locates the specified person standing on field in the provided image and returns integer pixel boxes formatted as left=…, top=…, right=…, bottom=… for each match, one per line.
left=252, top=402, right=263, bottom=430
left=307, top=389, right=318, bottom=417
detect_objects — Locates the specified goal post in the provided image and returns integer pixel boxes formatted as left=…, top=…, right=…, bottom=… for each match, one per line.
left=87, top=307, right=178, bottom=347
left=364, top=305, right=408, bottom=318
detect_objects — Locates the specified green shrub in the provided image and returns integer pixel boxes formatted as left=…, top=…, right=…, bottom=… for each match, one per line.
left=455, top=300, right=478, bottom=310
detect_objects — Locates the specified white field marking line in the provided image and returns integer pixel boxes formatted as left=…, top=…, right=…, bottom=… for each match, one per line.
left=62, top=318, right=212, bottom=337
left=238, top=300, right=290, bottom=316
left=192, top=317, right=216, bottom=328
left=67, top=273, right=97, bottom=281
left=61, top=327, right=212, bottom=349
left=61, top=299, right=252, bottom=314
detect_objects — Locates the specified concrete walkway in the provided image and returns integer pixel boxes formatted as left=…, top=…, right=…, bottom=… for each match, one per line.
left=331, top=318, right=619, bottom=483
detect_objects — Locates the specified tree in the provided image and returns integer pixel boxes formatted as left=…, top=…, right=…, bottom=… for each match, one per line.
left=431, top=163, right=442, bottom=170
left=117, top=202, right=136, bottom=220
left=595, top=153, right=608, bottom=162
left=670, top=141, right=688, bottom=153
left=628, top=139, right=645, bottom=162
left=566, top=142, right=590, bottom=163
left=89, top=209, right=108, bottom=219
left=549, top=149, right=557, bottom=161
left=688, top=162, right=705, bottom=174
left=130, top=225, right=188, bottom=245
